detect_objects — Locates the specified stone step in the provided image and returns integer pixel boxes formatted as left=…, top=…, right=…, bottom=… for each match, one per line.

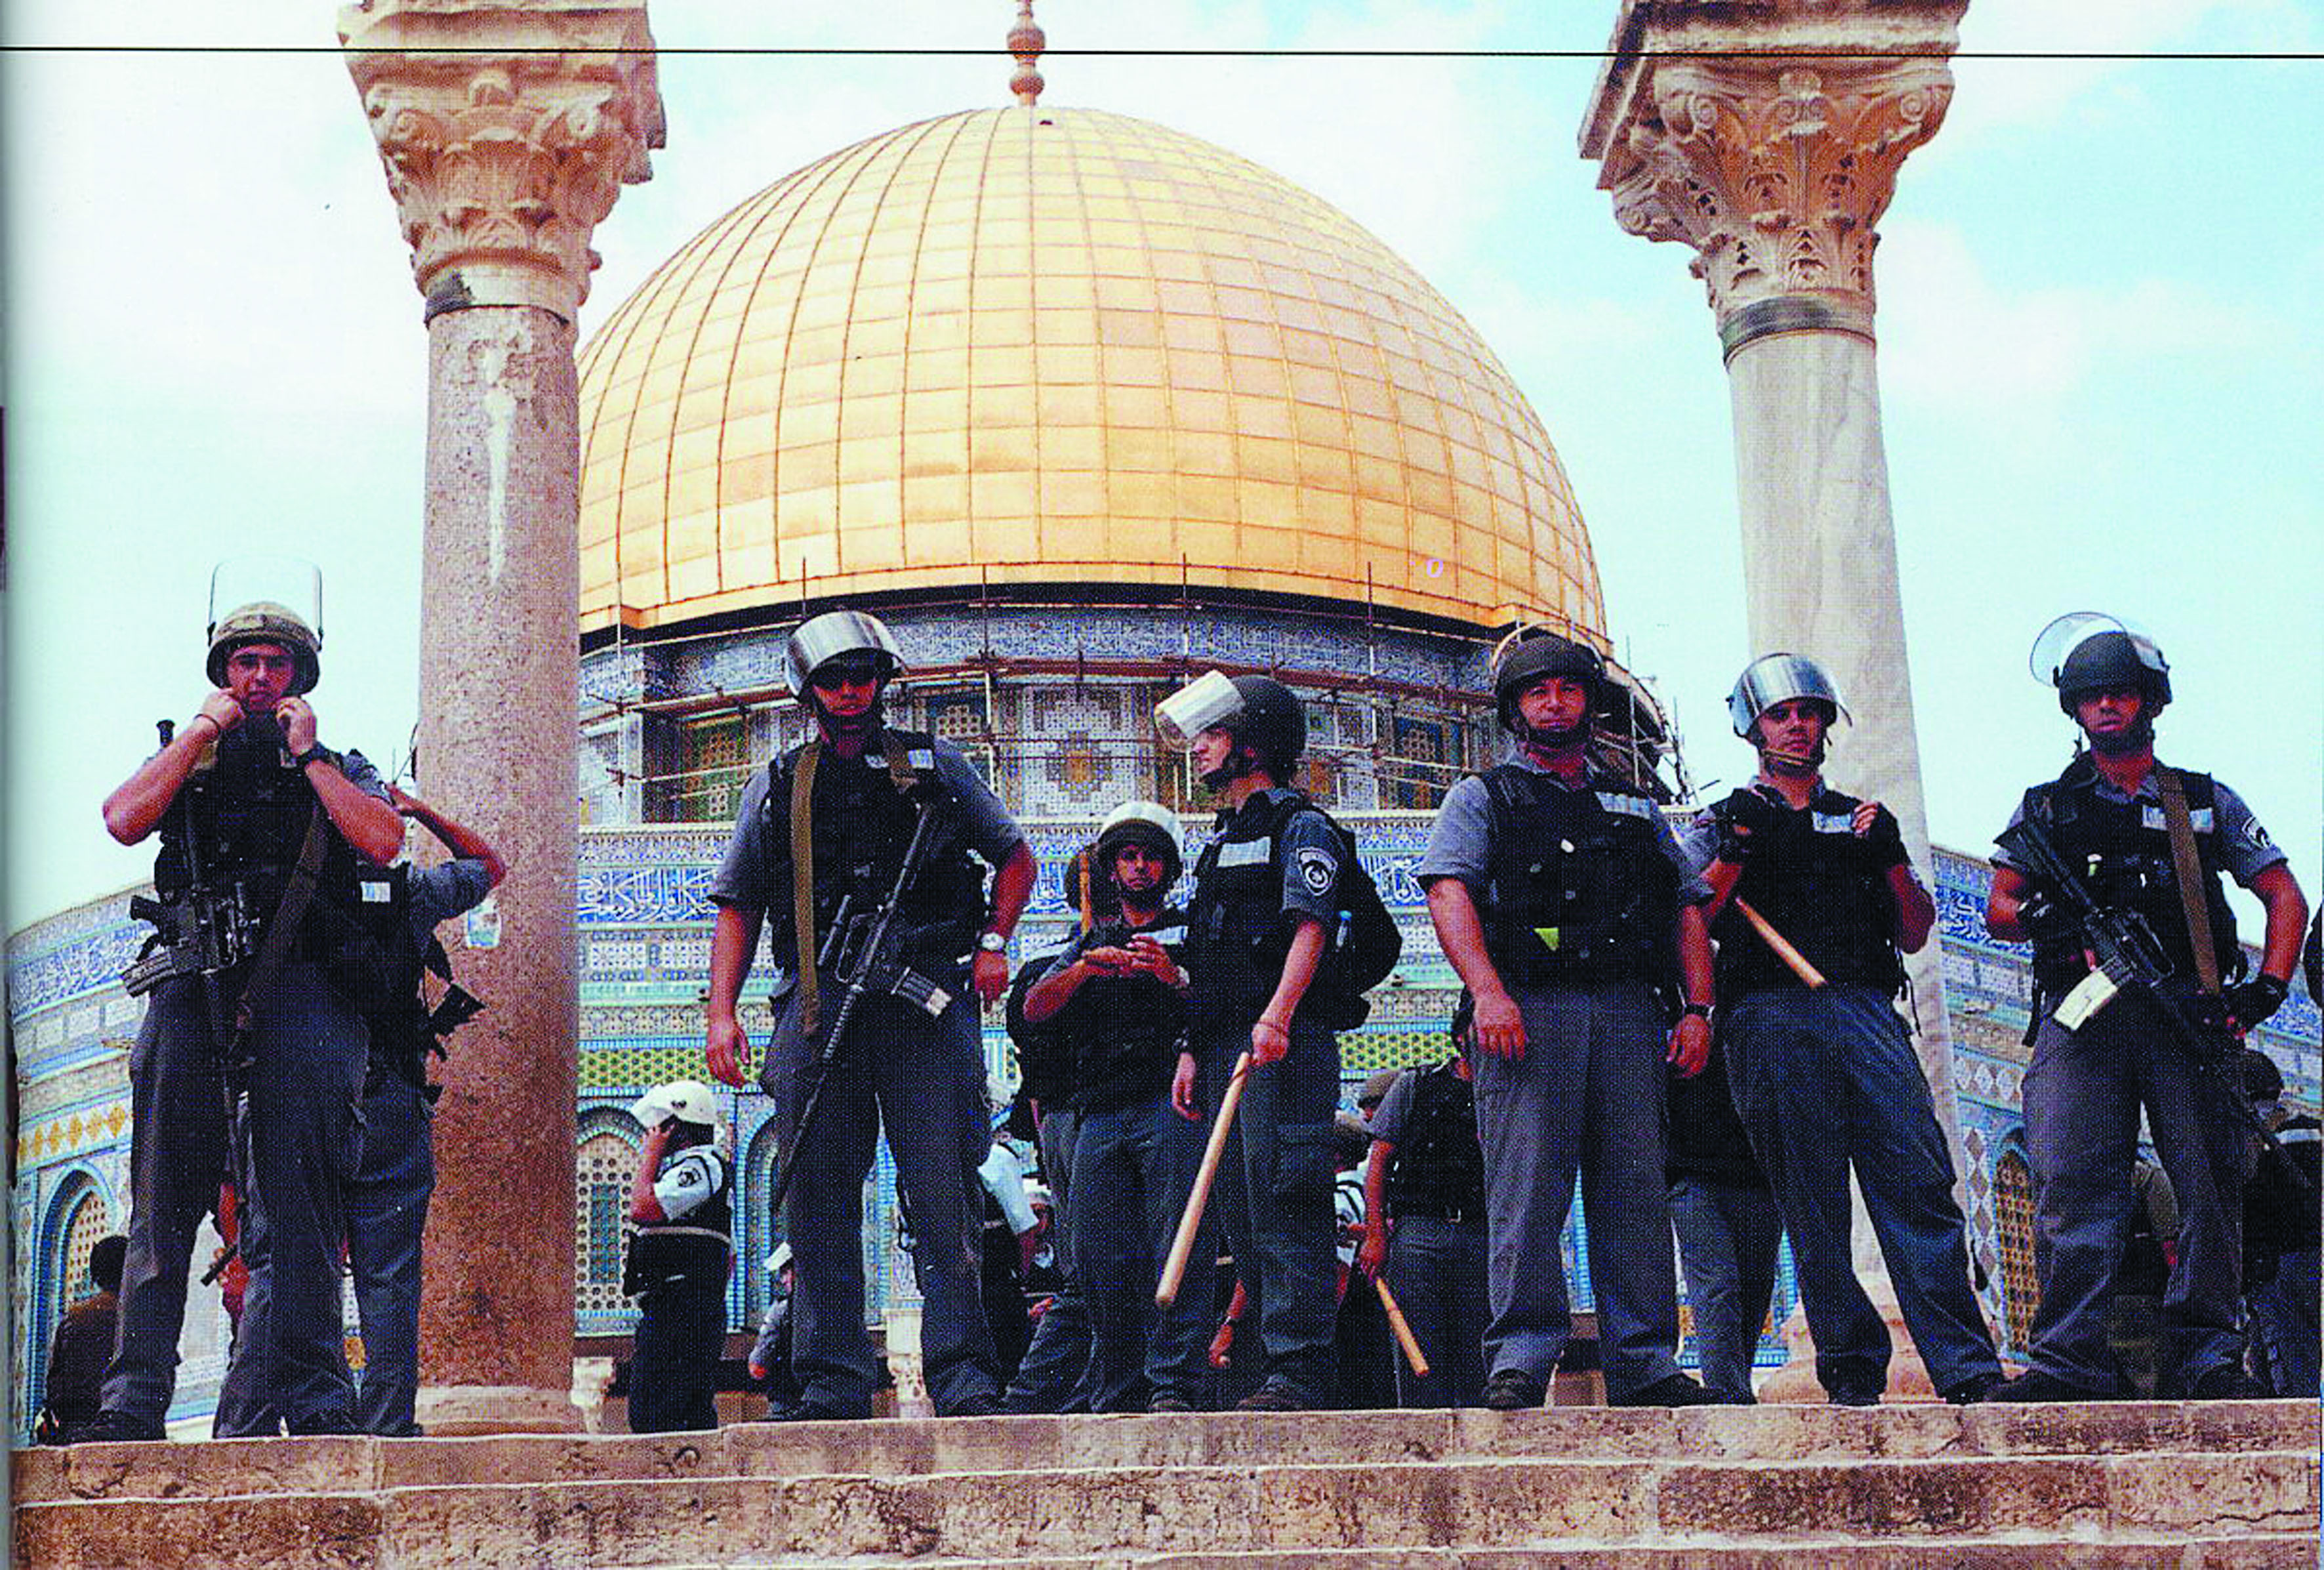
left=16, top=1400, right=2312, bottom=1502
left=18, top=1441, right=2316, bottom=1567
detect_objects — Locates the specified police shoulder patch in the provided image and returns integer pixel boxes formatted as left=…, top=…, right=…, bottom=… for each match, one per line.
left=1294, top=846, right=1339, bottom=897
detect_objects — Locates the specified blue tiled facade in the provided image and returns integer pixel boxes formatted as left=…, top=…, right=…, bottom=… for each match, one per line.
left=12, top=606, right=2316, bottom=1436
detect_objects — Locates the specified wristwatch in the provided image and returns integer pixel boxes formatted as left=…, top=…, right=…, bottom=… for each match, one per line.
left=1680, top=1002, right=1712, bottom=1020
left=290, top=744, right=331, bottom=770
left=976, top=931, right=1008, bottom=954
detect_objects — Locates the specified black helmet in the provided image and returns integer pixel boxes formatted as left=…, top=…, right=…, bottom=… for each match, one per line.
left=1491, top=627, right=1604, bottom=733
left=1226, top=676, right=1305, bottom=773
left=1156, top=670, right=1304, bottom=779
left=2030, top=613, right=2171, bottom=716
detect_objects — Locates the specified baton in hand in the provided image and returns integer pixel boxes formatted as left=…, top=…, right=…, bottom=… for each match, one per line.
left=1157, top=1050, right=1251, bottom=1308
left=1374, top=1275, right=1430, bottom=1379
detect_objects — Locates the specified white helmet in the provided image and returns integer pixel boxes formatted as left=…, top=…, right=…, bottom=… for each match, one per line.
left=630, top=1079, right=722, bottom=1136
left=783, top=609, right=905, bottom=698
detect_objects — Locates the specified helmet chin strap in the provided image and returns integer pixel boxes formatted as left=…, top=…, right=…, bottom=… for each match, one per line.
left=1755, top=731, right=1827, bottom=775
left=1199, top=740, right=1260, bottom=792
left=809, top=691, right=884, bottom=743
left=2084, top=713, right=2154, bottom=756
left=1517, top=716, right=1589, bottom=754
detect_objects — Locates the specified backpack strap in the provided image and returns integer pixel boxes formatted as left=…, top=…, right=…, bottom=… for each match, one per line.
left=2156, top=765, right=2220, bottom=996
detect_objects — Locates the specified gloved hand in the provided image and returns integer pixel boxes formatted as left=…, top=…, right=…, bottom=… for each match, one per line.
left=1711, top=787, right=1783, bottom=863
left=2225, top=972, right=2289, bottom=1031
left=1859, top=805, right=1908, bottom=866
left=2014, top=889, right=2083, bottom=951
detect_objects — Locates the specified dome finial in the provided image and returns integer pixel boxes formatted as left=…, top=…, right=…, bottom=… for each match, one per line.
left=1008, top=0, right=1046, bottom=107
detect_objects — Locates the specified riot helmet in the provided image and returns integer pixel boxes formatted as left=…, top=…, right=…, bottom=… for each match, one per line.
left=786, top=609, right=905, bottom=741
left=630, top=1079, right=724, bottom=1142
left=1490, top=626, right=1603, bottom=746
left=206, top=556, right=323, bottom=695
left=2030, top=613, right=2170, bottom=753
left=2031, top=612, right=2171, bottom=713
left=1092, top=799, right=1184, bottom=891
left=1155, top=671, right=1305, bottom=787
left=1726, top=653, right=1848, bottom=751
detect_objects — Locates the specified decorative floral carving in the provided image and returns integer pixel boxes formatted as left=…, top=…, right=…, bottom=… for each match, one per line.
left=341, top=1, right=664, bottom=320
left=1598, top=54, right=1953, bottom=328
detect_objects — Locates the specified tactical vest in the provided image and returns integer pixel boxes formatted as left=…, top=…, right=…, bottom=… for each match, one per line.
left=152, top=721, right=363, bottom=940
left=1385, top=1062, right=1486, bottom=1221
left=336, top=865, right=481, bottom=1097
left=1477, top=765, right=1678, bottom=987
left=1185, top=789, right=1323, bottom=1028
left=759, top=729, right=986, bottom=968
left=1057, top=911, right=1190, bottom=1113
left=1713, top=787, right=1906, bottom=996
left=623, top=1149, right=733, bottom=1299
left=2019, top=759, right=2240, bottom=997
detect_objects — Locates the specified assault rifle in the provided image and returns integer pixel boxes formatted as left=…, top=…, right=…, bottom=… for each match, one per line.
left=765, top=798, right=954, bottom=1216
left=1998, top=812, right=2312, bottom=1193
left=120, top=717, right=263, bottom=1275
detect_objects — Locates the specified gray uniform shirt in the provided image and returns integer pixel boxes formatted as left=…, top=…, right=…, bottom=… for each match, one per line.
left=707, top=732, right=1027, bottom=984
left=1991, top=766, right=2286, bottom=888
left=1417, top=752, right=1710, bottom=905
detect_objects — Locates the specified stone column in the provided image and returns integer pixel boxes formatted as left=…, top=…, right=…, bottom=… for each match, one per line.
left=1582, top=0, right=1971, bottom=1399
left=342, top=0, right=663, bottom=1435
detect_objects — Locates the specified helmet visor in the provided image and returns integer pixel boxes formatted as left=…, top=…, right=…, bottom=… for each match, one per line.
left=209, top=555, right=321, bottom=642
left=1154, top=670, right=1244, bottom=750
left=2028, top=612, right=2165, bottom=687
left=1726, top=653, right=1846, bottom=737
left=786, top=610, right=903, bottom=696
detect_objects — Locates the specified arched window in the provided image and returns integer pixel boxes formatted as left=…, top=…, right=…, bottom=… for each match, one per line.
left=1993, top=1145, right=2040, bottom=1355
left=58, top=1189, right=114, bottom=1308
left=575, top=1115, right=642, bottom=1327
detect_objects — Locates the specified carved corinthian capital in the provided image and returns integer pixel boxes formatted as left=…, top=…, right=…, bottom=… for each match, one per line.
left=1580, top=1, right=1963, bottom=348
left=341, top=0, right=666, bottom=323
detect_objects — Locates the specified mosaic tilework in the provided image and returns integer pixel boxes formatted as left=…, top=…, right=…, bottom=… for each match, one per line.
left=13, top=833, right=2318, bottom=1430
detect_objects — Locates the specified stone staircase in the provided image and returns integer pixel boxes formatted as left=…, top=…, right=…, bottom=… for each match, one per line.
left=15, top=1401, right=2316, bottom=1568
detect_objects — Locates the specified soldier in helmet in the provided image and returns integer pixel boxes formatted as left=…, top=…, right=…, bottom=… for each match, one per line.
left=1688, top=653, right=2001, bottom=1407
left=1986, top=616, right=2307, bottom=1401
left=1417, top=627, right=1716, bottom=1410
left=1013, top=801, right=1213, bottom=1411
left=703, top=609, right=1036, bottom=1419
left=1158, top=672, right=1355, bottom=1411
left=84, top=577, right=405, bottom=1441
left=625, top=1081, right=733, bottom=1434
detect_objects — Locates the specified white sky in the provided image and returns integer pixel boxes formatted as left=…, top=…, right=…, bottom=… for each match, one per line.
left=5, top=2, right=2318, bottom=936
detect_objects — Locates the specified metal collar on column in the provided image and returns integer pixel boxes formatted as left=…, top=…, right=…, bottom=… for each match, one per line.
left=1719, top=297, right=1877, bottom=363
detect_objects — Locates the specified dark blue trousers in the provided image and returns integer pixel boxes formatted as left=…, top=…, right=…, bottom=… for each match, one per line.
left=1384, top=1214, right=1489, bottom=1407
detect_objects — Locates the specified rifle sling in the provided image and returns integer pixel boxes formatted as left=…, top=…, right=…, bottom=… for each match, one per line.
left=2155, top=766, right=2221, bottom=996
left=791, top=740, right=822, bottom=1038
left=230, top=800, right=331, bottom=1044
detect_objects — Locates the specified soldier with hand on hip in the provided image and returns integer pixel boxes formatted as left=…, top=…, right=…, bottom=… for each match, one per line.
left=1985, top=615, right=2306, bottom=1401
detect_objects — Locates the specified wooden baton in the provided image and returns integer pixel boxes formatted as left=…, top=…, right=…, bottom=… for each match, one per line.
left=1157, top=1050, right=1251, bottom=1308
left=1732, top=896, right=1827, bottom=989
left=1374, top=1275, right=1431, bottom=1379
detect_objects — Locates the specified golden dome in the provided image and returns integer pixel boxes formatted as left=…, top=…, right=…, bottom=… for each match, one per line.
left=579, top=106, right=1606, bottom=638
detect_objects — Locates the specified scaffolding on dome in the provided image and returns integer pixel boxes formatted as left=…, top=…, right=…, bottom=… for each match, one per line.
left=577, top=577, right=1691, bottom=830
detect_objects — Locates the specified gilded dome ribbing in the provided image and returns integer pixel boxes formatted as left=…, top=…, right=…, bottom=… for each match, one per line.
left=579, top=106, right=1605, bottom=638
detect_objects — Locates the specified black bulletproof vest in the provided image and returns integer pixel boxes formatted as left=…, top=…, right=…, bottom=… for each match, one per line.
left=153, top=721, right=362, bottom=925
left=1478, top=765, right=1677, bottom=987
left=1056, top=911, right=1189, bottom=1113
left=1186, top=789, right=1311, bottom=1027
left=624, top=1149, right=733, bottom=1297
left=343, top=865, right=433, bottom=1085
left=2020, top=760, right=2240, bottom=995
left=759, top=730, right=986, bottom=966
left=1713, top=786, right=1906, bottom=996
left=1385, top=1062, right=1486, bottom=1220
